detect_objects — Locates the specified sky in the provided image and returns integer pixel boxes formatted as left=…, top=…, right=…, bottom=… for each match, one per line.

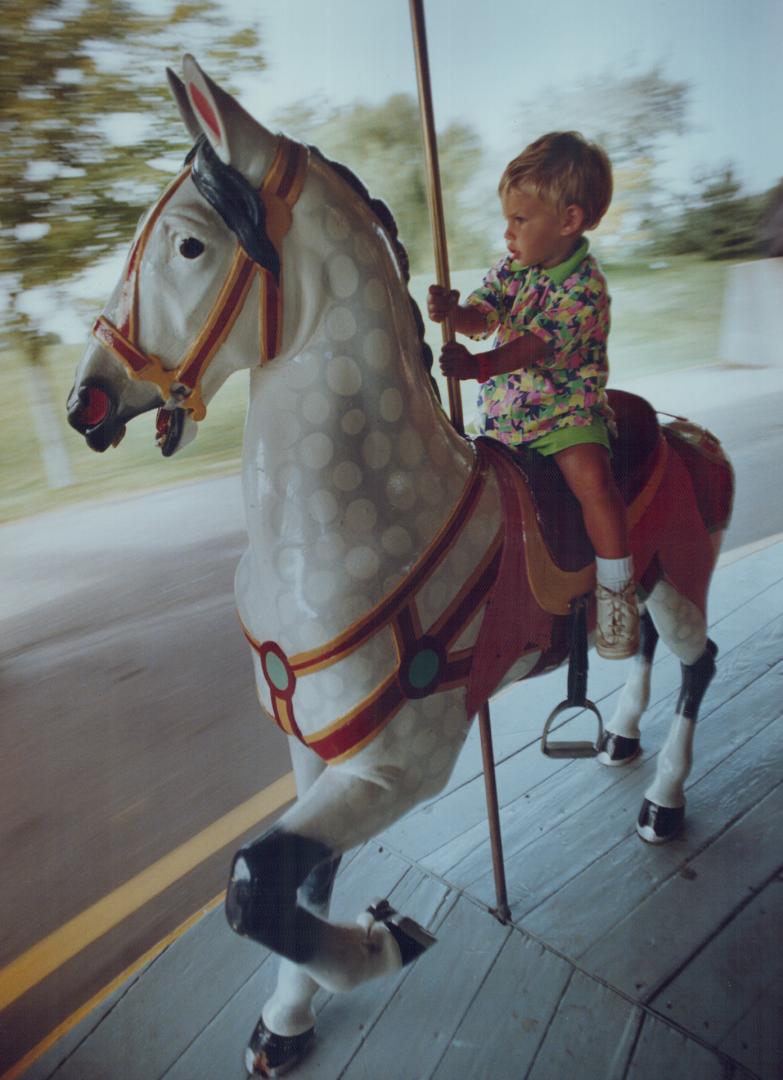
left=233, top=0, right=783, bottom=197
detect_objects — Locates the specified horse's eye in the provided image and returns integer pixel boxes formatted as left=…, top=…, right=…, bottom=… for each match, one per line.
left=179, top=237, right=205, bottom=259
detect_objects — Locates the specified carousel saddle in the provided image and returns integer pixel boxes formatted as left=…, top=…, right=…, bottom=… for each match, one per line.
left=490, top=389, right=661, bottom=573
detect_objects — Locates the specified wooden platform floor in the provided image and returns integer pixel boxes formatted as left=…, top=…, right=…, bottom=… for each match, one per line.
left=22, top=539, right=783, bottom=1080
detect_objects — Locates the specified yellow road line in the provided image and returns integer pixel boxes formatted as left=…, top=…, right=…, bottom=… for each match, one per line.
left=0, top=893, right=225, bottom=1080
left=0, top=772, right=295, bottom=1015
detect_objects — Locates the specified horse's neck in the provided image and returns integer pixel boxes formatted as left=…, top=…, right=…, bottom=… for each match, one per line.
left=238, top=164, right=473, bottom=653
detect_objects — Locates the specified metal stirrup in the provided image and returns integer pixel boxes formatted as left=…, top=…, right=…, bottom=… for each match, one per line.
left=541, top=593, right=603, bottom=758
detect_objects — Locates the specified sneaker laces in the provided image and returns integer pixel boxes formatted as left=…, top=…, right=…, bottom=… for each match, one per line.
left=598, top=583, right=636, bottom=640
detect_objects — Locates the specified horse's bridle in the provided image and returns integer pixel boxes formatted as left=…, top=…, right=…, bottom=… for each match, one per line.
left=92, top=136, right=309, bottom=421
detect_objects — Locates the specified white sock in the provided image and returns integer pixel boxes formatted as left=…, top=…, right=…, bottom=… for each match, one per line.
left=596, top=555, right=634, bottom=592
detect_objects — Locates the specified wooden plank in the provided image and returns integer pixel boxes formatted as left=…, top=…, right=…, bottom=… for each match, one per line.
left=719, top=967, right=783, bottom=1080
left=652, top=875, right=783, bottom=1074
left=626, top=1012, right=735, bottom=1079
left=577, top=782, right=783, bottom=1001
left=429, top=931, right=571, bottom=1080
left=17, top=972, right=152, bottom=1080
left=338, top=896, right=509, bottom=1080
left=526, top=969, right=641, bottom=1080
left=519, top=708, right=783, bottom=961
left=33, top=906, right=268, bottom=1080
left=459, top=626, right=783, bottom=914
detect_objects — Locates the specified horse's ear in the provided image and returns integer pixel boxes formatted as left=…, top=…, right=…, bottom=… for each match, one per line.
left=181, top=54, right=275, bottom=184
left=167, top=68, right=202, bottom=142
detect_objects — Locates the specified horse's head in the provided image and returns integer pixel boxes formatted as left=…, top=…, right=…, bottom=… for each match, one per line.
left=67, top=55, right=307, bottom=456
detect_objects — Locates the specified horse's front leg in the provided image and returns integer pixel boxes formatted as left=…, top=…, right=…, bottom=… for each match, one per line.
left=636, top=580, right=717, bottom=843
left=244, top=741, right=340, bottom=1076
left=227, top=755, right=442, bottom=1067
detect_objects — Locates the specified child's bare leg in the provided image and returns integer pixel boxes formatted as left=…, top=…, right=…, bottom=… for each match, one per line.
left=553, top=443, right=626, bottom=556
left=553, top=443, right=639, bottom=658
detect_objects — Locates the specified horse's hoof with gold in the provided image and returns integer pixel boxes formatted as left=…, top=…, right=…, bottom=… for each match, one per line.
left=245, top=1018, right=315, bottom=1078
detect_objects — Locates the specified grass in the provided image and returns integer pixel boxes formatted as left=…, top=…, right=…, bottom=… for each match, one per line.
left=1, top=254, right=738, bottom=523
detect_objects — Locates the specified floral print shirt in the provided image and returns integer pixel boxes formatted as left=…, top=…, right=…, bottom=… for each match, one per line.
left=465, top=240, right=613, bottom=446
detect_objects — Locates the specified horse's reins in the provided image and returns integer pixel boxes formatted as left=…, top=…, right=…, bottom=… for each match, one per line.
left=92, top=136, right=309, bottom=421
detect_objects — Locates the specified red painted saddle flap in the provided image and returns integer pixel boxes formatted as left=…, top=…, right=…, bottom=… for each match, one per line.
left=465, top=439, right=553, bottom=717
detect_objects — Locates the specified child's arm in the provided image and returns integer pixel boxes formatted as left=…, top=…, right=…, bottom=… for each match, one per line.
left=427, top=286, right=489, bottom=338
left=439, top=333, right=551, bottom=382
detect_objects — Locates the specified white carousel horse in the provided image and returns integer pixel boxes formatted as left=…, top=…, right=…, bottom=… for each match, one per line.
left=67, top=56, right=734, bottom=1077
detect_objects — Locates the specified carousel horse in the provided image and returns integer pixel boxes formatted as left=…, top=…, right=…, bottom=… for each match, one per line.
left=67, top=56, right=734, bottom=1077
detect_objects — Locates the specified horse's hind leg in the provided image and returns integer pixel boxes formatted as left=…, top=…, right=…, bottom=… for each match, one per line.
left=598, top=607, right=659, bottom=766
left=636, top=579, right=718, bottom=843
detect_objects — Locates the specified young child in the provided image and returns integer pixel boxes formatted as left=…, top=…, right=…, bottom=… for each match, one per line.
left=427, top=131, right=639, bottom=658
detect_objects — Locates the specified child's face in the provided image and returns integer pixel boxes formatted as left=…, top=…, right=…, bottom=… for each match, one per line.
left=500, top=186, right=579, bottom=269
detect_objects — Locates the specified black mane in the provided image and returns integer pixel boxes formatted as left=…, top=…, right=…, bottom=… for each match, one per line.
left=184, top=137, right=436, bottom=391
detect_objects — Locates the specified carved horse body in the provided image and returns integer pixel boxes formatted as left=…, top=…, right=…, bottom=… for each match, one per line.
left=67, top=57, right=733, bottom=1076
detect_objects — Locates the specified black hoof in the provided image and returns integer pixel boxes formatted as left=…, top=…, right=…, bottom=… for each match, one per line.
left=597, top=731, right=641, bottom=767
left=636, top=798, right=684, bottom=844
left=367, top=899, right=437, bottom=965
left=245, top=1018, right=315, bottom=1077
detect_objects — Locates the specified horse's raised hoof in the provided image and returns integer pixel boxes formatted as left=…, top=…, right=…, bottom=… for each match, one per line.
left=636, top=798, right=684, bottom=844
left=597, top=731, right=641, bottom=767
left=244, top=1018, right=315, bottom=1078
left=367, top=899, right=437, bottom=965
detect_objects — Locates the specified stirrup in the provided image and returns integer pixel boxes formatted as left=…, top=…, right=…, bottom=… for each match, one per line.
left=541, top=594, right=603, bottom=758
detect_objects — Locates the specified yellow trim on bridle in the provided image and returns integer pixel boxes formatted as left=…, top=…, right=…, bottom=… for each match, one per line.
left=92, top=136, right=309, bottom=419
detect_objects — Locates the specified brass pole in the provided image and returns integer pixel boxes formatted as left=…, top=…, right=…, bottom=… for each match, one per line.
left=409, top=0, right=510, bottom=924
left=408, top=0, right=463, bottom=434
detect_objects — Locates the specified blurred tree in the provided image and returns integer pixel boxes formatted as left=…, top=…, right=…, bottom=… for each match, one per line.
left=0, top=0, right=264, bottom=487
left=653, top=165, right=766, bottom=260
left=513, top=67, right=691, bottom=250
left=275, top=94, right=491, bottom=274
left=759, top=177, right=783, bottom=257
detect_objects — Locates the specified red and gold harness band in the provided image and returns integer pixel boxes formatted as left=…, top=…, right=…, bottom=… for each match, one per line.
left=241, top=452, right=509, bottom=765
left=92, top=136, right=309, bottom=421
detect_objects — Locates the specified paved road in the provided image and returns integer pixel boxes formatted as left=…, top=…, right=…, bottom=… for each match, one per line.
left=1, top=362, right=781, bottom=1070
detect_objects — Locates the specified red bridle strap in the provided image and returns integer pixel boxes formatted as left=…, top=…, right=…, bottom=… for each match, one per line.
left=92, top=136, right=309, bottom=421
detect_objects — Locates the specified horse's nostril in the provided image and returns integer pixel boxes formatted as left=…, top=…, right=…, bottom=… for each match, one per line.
left=74, top=385, right=111, bottom=428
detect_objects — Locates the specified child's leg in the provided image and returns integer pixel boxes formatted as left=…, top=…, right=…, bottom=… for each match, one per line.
left=553, top=443, right=639, bottom=659
left=553, top=442, right=627, bottom=556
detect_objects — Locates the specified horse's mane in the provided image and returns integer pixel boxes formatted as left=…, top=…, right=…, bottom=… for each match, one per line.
left=309, top=146, right=436, bottom=394
left=185, top=136, right=437, bottom=395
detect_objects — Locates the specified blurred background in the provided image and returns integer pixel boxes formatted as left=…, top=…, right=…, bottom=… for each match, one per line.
left=2, top=0, right=782, bottom=1073
left=2, top=0, right=782, bottom=519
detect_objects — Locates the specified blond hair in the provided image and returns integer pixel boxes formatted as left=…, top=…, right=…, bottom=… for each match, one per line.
left=499, top=132, right=613, bottom=230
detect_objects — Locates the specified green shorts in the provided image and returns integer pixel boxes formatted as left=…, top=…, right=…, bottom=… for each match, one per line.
left=527, top=418, right=611, bottom=457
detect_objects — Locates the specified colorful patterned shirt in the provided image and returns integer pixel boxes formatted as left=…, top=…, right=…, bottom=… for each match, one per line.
left=465, top=239, right=613, bottom=446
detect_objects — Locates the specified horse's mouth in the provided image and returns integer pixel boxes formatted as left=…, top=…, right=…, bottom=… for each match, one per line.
left=155, top=407, right=185, bottom=457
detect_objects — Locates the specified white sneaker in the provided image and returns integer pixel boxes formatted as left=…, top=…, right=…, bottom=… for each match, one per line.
left=596, top=581, right=640, bottom=659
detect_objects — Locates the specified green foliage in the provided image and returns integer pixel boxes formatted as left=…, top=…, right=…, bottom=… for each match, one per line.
left=0, top=0, right=265, bottom=360
left=275, top=94, right=491, bottom=274
left=653, top=166, right=770, bottom=261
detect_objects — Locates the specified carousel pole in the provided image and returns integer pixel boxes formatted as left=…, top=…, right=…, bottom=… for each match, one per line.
left=409, top=0, right=510, bottom=924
